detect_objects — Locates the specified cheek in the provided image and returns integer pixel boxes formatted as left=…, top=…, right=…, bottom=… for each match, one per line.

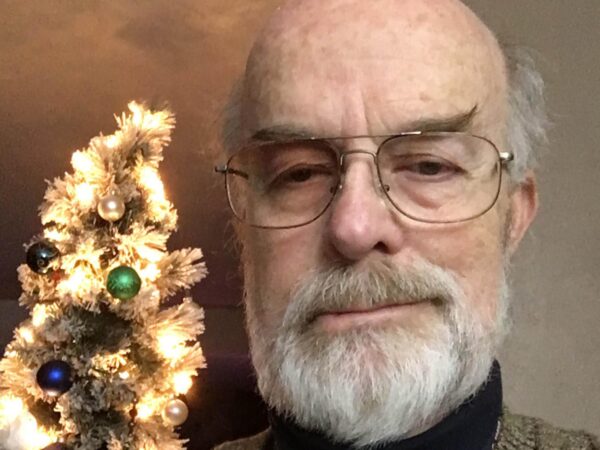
left=241, top=226, right=323, bottom=326
left=414, top=216, right=507, bottom=326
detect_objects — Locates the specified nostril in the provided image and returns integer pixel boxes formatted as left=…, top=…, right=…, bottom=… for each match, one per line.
left=373, top=241, right=387, bottom=252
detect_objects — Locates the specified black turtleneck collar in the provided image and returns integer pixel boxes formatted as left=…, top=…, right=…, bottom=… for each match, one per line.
left=268, top=361, right=502, bottom=450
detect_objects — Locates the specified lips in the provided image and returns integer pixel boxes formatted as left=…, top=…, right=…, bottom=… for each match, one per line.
left=321, top=302, right=423, bottom=316
left=309, top=300, right=433, bottom=332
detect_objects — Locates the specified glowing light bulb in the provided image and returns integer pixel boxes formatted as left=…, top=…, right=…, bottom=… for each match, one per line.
left=136, top=394, right=160, bottom=421
left=75, top=182, right=95, bottom=208
left=31, top=304, right=50, bottom=327
left=104, top=134, right=119, bottom=149
left=173, top=371, right=194, bottom=395
left=130, top=103, right=144, bottom=127
left=43, top=229, right=68, bottom=243
left=0, top=395, right=24, bottom=420
left=139, top=167, right=165, bottom=201
left=71, top=151, right=94, bottom=173
left=18, top=326, right=35, bottom=344
left=60, top=266, right=91, bottom=296
left=156, top=330, right=187, bottom=361
left=137, top=245, right=164, bottom=263
left=140, top=263, right=160, bottom=282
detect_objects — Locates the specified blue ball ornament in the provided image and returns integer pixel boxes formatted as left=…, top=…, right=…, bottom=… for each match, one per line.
left=36, top=360, right=73, bottom=397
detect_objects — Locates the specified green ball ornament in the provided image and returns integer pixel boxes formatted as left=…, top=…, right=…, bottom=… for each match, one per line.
left=107, top=266, right=141, bottom=300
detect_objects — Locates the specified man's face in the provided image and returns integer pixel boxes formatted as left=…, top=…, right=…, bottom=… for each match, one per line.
left=234, top=0, right=537, bottom=444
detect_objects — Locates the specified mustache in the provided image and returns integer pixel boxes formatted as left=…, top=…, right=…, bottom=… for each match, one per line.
left=282, top=258, right=464, bottom=329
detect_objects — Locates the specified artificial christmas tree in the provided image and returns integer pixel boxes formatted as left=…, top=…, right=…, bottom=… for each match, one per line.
left=0, top=102, right=206, bottom=450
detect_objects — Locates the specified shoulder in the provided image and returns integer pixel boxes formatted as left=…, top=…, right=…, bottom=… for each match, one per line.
left=213, top=429, right=271, bottom=450
left=497, top=408, right=599, bottom=450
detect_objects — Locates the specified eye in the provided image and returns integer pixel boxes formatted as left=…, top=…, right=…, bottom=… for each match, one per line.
left=269, top=164, right=336, bottom=190
left=392, top=154, right=463, bottom=178
left=410, top=161, right=448, bottom=176
left=287, top=167, right=316, bottom=183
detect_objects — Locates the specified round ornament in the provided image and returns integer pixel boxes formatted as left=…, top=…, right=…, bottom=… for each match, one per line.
left=26, top=241, right=60, bottom=274
left=42, top=444, right=68, bottom=450
left=163, top=399, right=188, bottom=426
left=107, top=266, right=142, bottom=300
left=98, top=194, right=126, bottom=222
left=36, top=360, right=73, bottom=397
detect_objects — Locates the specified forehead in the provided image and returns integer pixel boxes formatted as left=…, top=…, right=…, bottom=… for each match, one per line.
left=241, top=0, right=508, bottom=140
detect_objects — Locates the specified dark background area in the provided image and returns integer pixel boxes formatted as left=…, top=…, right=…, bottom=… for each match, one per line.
left=0, top=0, right=599, bottom=446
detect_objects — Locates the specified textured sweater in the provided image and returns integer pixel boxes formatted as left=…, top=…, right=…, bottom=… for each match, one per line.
left=214, top=411, right=599, bottom=450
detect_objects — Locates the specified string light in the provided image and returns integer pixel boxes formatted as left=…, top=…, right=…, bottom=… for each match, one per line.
left=58, top=265, right=92, bottom=297
left=137, top=245, right=164, bottom=263
left=0, top=395, right=24, bottom=420
left=136, top=393, right=161, bottom=421
left=156, top=330, right=187, bottom=361
left=0, top=396, right=57, bottom=449
left=43, top=229, right=68, bottom=243
left=104, top=134, right=119, bottom=149
left=139, top=263, right=160, bottom=282
left=71, top=151, right=95, bottom=174
left=31, top=304, right=50, bottom=328
left=17, top=326, right=35, bottom=344
left=139, top=167, right=165, bottom=202
left=74, top=182, right=95, bottom=208
left=172, top=371, right=194, bottom=395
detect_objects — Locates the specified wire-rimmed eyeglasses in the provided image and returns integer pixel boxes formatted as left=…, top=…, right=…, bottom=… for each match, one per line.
left=215, top=131, right=513, bottom=229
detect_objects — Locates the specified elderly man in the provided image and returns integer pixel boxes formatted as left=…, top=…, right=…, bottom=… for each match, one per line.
left=213, top=0, right=598, bottom=449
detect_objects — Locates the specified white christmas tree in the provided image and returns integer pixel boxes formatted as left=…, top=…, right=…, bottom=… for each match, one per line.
left=0, top=102, right=206, bottom=450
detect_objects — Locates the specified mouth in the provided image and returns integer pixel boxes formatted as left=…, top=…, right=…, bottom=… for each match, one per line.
left=311, top=300, right=434, bottom=333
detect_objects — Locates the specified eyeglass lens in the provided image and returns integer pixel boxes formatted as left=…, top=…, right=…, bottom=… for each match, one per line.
left=225, top=133, right=502, bottom=228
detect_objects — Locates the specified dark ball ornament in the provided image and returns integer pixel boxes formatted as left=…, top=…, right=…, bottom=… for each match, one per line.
left=36, top=360, right=73, bottom=397
left=107, top=266, right=142, bottom=300
left=26, top=241, right=60, bottom=274
left=42, top=444, right=69, bottom=450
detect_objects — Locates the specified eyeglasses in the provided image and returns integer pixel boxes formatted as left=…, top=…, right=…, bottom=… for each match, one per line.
left=215, top=131, right=513, bottom=229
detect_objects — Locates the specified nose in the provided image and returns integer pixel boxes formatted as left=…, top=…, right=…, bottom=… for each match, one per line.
left=327, top=151, right=406, bottom=261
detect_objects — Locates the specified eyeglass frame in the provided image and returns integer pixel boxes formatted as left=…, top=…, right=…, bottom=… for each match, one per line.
left=215, top=131, right=514, bottom=229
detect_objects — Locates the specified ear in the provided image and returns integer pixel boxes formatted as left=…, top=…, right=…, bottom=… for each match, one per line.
left=506, top=171, right=539, bottom=255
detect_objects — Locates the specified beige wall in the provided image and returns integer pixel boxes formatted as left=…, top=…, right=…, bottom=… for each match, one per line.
left=464, top=0, right=600, bottom=435
left=0, top=0, right=598, bottom=437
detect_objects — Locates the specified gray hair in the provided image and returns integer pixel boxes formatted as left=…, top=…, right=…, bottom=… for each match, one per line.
left=501, top=43, right=549, bottom=182
left=221, top=45, right=549, bottom=184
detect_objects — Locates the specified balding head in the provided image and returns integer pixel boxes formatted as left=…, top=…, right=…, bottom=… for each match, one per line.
left=240, top=0, right=507, bottom=145
left=223, top=0, right=546, bottom=183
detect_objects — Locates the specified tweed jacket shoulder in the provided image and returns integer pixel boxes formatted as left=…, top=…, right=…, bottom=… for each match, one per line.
left=213, top=410, right=599, bottom=450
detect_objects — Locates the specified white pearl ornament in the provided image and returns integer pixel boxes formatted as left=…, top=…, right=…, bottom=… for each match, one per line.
left=97, top=194, right=126, bottom=222
left=163, top=399, right=189, bottom=426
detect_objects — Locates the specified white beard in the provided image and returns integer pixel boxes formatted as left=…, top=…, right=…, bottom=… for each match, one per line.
left=245, top=258, right=509, bottom=447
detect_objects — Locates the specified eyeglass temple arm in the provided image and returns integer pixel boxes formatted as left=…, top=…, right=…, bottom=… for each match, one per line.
left=499, top=152, right=514, bottom=166
left=215, top=165, right=249, bottom=180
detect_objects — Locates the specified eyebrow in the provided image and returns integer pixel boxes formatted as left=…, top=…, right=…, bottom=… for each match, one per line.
left=249, top=106, right=479, bottom=142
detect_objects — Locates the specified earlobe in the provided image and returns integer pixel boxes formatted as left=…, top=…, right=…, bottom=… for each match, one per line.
left=507, top=171, right=539, bottom=255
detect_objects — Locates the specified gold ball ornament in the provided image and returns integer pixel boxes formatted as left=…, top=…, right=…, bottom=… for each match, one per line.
left=163, top=399, right=189, bottom=426
left=98, top=194, right=126, bottom=222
